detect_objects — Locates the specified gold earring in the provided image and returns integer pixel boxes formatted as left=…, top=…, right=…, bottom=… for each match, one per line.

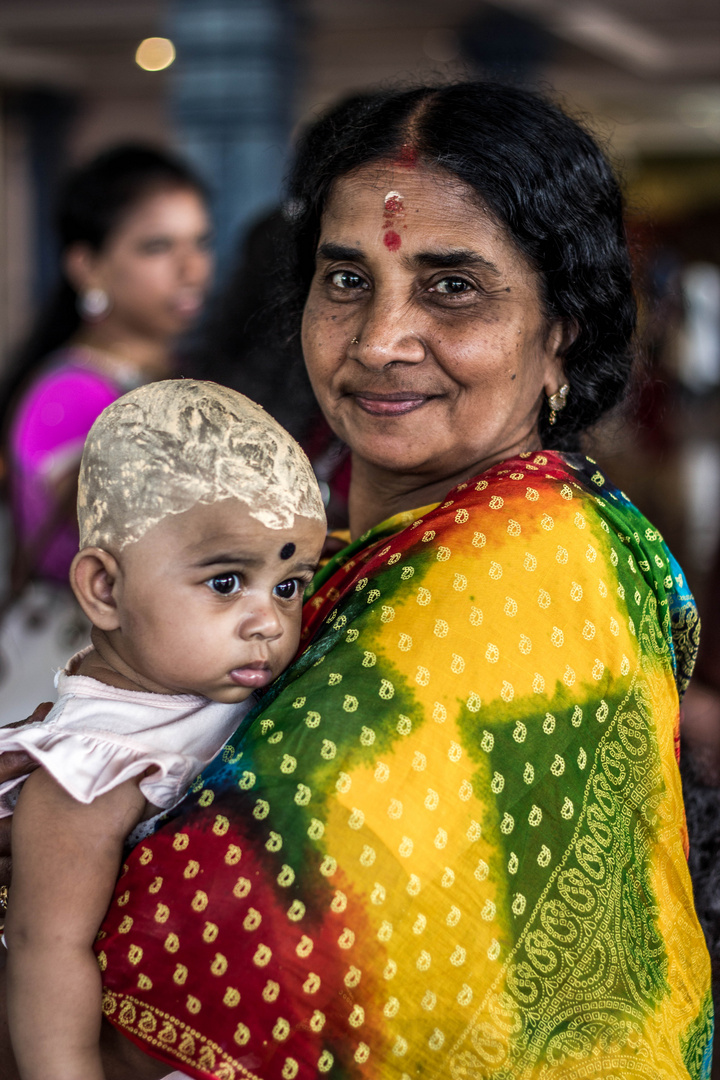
left=547, top=383, right=569, bottom=425
left=350, top=336, right=360, bottom=345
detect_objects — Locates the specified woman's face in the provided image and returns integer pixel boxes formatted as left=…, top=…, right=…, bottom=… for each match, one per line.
left=301, top=163, right=566, bottom=484
left=71, top=186, right=213, bottom=341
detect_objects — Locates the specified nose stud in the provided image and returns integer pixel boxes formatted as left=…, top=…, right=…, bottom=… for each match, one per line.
left=350, top=336, right=360, bottom=345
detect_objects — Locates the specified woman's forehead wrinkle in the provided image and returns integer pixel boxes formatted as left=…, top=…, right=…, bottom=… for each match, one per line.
left=77, top=380, right=326, bottom=553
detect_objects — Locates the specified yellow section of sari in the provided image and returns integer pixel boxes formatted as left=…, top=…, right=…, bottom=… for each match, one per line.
left=99, top=452, right=712, bottom=1079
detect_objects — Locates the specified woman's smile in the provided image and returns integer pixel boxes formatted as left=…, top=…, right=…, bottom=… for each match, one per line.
left=349, top=389, right=435, bottom=416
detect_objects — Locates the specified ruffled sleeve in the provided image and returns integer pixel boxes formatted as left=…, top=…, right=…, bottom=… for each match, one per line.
left=0, top=721, right=194, bottom=816
left=0, top=673, right=250, bottom=815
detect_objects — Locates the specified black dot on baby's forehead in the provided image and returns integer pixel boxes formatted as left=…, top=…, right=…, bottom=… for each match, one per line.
left=280, top=542, right=296, bottom=561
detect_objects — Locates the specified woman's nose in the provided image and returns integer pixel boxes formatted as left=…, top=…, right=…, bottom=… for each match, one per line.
left=179, top=243, right=213, bottom=288
left=352, top=296, right=425, bottom=369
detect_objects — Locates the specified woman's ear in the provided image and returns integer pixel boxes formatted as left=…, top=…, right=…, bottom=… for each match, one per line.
left=63, top=243, right=101, bottom=294
left=70, top=548, right=121, bottom=630
left=543, top=319, right=578, bottom=396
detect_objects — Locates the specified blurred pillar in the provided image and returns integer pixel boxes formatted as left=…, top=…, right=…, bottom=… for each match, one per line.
left=168, top=0, right=297, bottom=270
left=8, top=90, right=77, bottom=305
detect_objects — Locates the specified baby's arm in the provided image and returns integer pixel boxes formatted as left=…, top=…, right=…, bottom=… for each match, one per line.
left=5, top=768, right=146, bottom=1080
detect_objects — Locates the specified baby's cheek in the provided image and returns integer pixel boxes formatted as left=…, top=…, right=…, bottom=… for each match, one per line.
left=279, top=613, right=303, bottom=668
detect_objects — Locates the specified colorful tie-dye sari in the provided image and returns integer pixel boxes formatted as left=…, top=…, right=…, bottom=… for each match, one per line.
left=98, top=451, right=713, bottom=1080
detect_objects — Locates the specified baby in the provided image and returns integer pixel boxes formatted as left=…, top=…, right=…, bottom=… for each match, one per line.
left=0, top=380, right=326, bottom=1080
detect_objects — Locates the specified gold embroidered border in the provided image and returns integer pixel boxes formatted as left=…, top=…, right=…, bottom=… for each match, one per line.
left=102, top=990, right=262, bottom=1079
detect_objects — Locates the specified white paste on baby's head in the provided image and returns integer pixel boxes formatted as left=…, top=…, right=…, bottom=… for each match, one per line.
left=77, top=379, right=326, bottom=550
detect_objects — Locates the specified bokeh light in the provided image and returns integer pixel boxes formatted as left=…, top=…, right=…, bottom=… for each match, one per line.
left=135, top=37, right=176, bottom=72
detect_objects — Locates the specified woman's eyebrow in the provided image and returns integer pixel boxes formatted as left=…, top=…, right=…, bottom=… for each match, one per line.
left=409, top=249, right=501, bottom=274
left=317, top=241, right=366, bottom=263
left=316, top=241, right=501, bottom=277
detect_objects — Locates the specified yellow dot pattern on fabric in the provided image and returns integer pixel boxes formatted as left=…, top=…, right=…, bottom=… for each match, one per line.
left=98, top=454, right=709, bottom=1079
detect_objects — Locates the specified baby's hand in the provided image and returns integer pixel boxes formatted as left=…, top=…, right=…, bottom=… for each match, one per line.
left=0, top=703, right=52, bottom=888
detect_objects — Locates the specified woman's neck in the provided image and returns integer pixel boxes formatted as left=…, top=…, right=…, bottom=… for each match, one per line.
left=347, top=443, right=541, bottom=539
left=72, top=325, right=171, bottom=382
left=347, top=458, right=469, bottom=539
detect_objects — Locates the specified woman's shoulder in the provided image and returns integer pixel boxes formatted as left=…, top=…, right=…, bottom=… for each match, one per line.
left=452, top=450, right=684, bottom=587
left=9, top=348, right=121, bottom=459
left=456, top=451, right=645, bottom=533
left=17, top=347, right=120, bottom=408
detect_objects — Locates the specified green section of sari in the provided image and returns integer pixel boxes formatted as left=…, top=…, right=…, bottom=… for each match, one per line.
left=99, top=452, right=712, bottom=1079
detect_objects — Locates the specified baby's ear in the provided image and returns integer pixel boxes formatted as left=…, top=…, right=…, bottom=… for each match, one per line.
left=70, top=548, right=121, bottom=630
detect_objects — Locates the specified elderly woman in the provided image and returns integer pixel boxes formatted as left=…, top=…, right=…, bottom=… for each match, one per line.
left=1, top=82, right=713, bottom=1079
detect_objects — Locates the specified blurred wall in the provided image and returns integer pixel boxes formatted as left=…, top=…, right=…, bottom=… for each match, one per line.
left=0, top=0, right=717, bottom=381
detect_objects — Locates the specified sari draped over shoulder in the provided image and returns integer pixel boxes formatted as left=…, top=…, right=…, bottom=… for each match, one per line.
left=97, top=452, right=713, bottom=1080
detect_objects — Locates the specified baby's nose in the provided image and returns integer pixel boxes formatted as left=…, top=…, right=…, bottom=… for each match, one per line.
left=239, top=600, right=283, bottom=641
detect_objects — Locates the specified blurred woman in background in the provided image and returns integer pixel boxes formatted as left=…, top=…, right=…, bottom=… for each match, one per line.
left=0, top=144, right=213, bottom=721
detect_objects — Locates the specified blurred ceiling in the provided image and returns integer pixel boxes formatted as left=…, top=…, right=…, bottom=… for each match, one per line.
left=0, top=0, right=717, bottom=156
left=303, top=0, right=720, bottom=156
left=0, top=0, right=164, bottom=90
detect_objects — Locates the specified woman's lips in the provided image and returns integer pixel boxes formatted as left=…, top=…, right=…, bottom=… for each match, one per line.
left=173, top=295, right=204, bottom=319
left=229, top=665, right=273, bottom=688
left=351, top=392, right=430, bottom=416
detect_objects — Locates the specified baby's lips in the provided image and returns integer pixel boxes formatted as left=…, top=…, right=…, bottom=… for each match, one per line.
left=229, top=666, right=273, bottom=689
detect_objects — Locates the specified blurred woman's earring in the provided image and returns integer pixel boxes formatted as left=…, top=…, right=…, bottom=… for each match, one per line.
left=548, top=383, right=569, bottom=425
left=77, top=287, right=111, bottom=321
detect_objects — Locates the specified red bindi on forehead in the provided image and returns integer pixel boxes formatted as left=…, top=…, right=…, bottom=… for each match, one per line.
left=382, top=189, right=405, bottom=252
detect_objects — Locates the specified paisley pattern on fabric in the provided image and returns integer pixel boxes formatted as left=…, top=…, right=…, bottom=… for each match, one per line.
left=98, top=452, right=713, bottom=1079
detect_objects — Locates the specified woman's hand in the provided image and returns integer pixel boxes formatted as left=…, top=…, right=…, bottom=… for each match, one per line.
left=0, top=703, right=52, bottom=889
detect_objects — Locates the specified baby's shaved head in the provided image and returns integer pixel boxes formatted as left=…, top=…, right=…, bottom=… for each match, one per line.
left=77, top=380, right=326, bottom=551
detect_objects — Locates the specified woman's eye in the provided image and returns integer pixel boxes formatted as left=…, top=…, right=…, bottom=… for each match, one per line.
left=139, top=238, right=173, bottom=255
left=434, top=277, right=473, bottom=294
left=330, top=270, right=367, bottom=290
left=274, top=579, right=301, bottom=601
left=207, top=574, right=242, bottom=596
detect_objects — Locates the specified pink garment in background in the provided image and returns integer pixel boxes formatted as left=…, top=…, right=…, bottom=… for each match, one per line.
left=8, top=348, right=124, bottom=582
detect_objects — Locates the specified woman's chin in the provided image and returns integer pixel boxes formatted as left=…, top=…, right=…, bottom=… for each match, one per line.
left=353, top=438, right=456, bottom=480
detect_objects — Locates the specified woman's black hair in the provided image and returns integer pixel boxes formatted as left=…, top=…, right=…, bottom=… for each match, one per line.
left=0, top=143, right=207, bottom=436
left=285, top=82, right=636, bottom=451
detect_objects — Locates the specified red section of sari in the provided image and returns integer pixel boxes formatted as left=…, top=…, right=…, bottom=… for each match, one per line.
left=98, top=453, right=711, bottom=1079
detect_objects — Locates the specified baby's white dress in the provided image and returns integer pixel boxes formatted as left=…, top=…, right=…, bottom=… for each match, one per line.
left=0, top=649, right=252, bottom=1080
left=0, top=648, right=253, bottom=818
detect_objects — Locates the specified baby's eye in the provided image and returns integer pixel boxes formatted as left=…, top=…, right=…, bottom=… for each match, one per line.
left=433, top=276, right=473, bottom=294
left=330, top=270, right=367, bottom=290
left=206, top=573, right=242, bottom=596
left=274, top=578, right=301, bottom=601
